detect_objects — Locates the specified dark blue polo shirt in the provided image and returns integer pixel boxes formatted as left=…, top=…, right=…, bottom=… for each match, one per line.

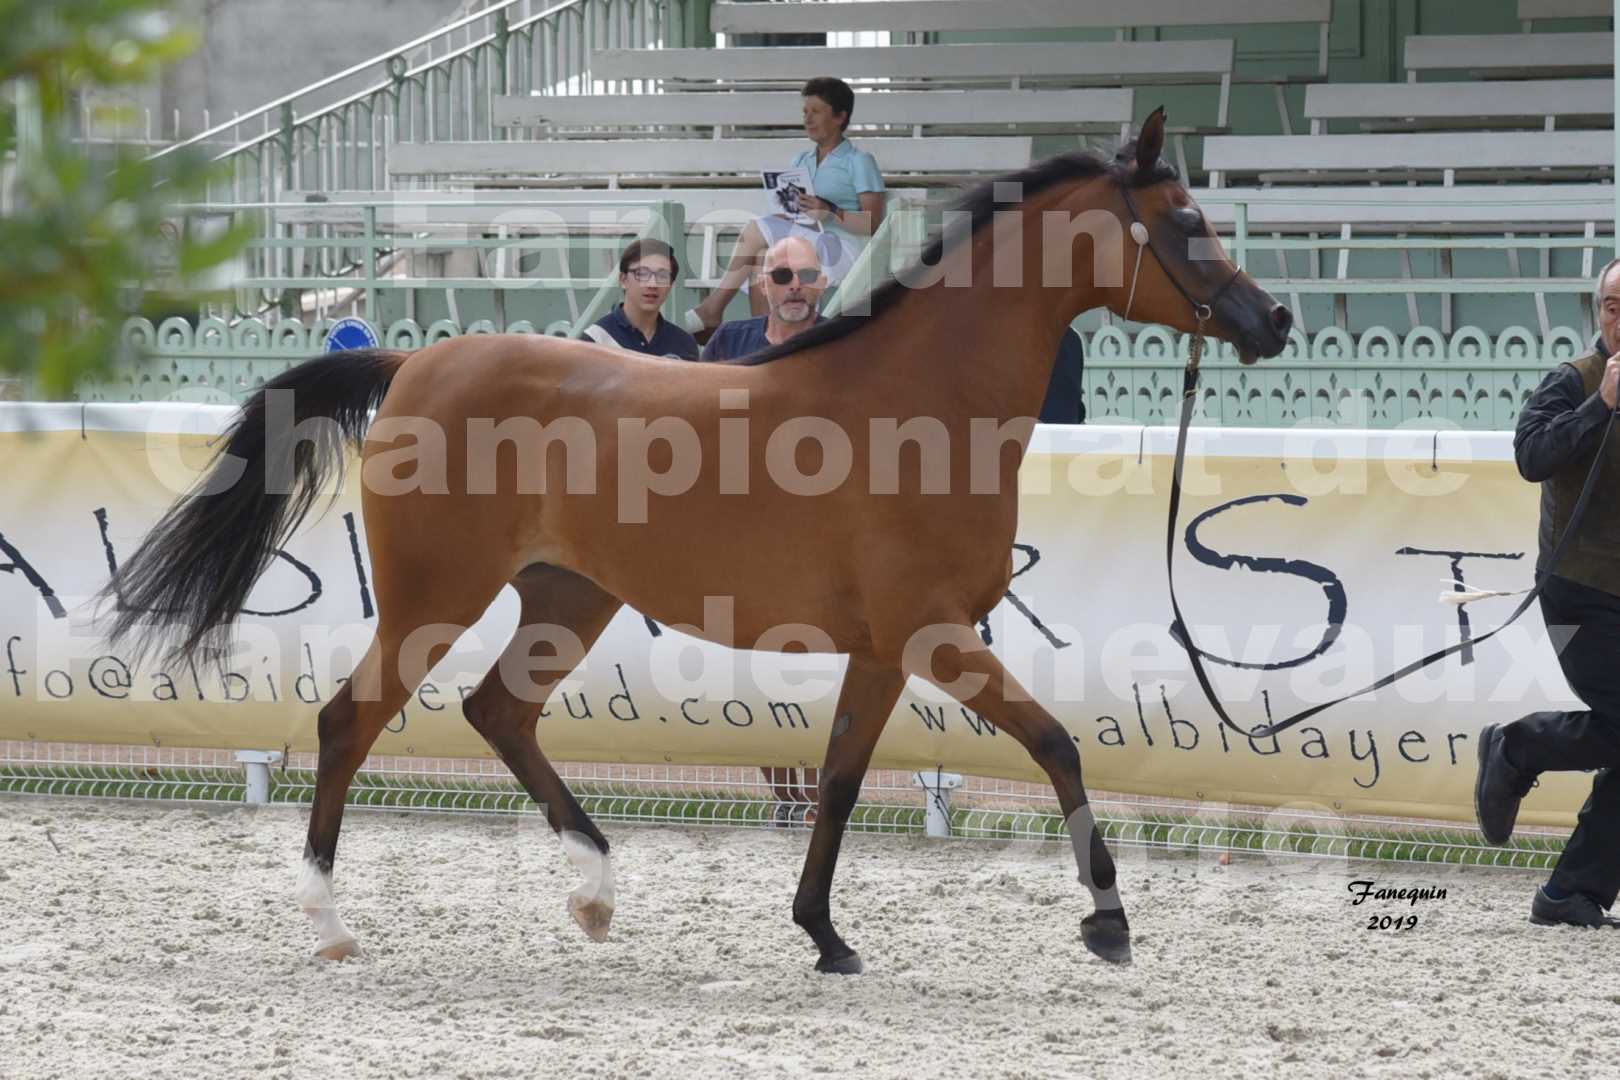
left=1039, top=327, right=1087, bottom=424
left=588, top=303, right=699, bottom=360
left=701, top=314, right=826, bottom=362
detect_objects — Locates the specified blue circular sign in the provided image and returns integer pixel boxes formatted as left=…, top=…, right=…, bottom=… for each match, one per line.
left=324, top=317, right=380, bottom=352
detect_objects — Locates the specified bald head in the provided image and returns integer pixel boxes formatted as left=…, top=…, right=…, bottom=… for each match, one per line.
left=761, top=235, right=825, bottom=329
left=764, top=235, right=821, bottom=274
left=1598, top=258, right=1620, bottom=303
left=1599, top=258, right=1620, bottom=356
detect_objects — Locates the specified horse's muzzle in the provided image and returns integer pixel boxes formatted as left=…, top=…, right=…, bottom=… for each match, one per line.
left=1234, top=302, right=1293, bottom=366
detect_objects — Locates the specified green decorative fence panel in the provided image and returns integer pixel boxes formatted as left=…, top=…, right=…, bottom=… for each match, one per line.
left=1081, top=323, right=1581, bottom=429
left=66, top=316, right=1583, bottom=433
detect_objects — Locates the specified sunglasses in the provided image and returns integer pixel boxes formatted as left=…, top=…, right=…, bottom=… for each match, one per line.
left=626, top=266, right=674, bottom=286
left=767, top=266, right=823, bottom=287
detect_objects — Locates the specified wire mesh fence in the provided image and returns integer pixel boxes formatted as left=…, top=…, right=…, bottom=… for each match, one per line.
left=0, top=739, right=1568, bottom=871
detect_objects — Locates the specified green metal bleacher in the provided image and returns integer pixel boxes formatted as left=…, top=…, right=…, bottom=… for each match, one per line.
left=80, top=0, right=1616, bottom=434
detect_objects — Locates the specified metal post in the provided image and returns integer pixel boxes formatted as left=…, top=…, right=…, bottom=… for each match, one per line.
left=654, top=198, right=695, bottom=325
left=686, top=0, right=715, bottom=48
left=277, top=102, right=298, bottom=318
left=236, top=750, right=285, bottom=805
left=667, top=0, right=685, bottom=50
left=493, top=9, right=511, bottom=140
left=1233, top=200, right=1249, bottom=272
left=823, top=206, right=903, bottom=319
left=913, top=771, right=963, bottom=838
left=363, top=204, right=379, bottom=320
left=279, top=102, right=297, bottom=193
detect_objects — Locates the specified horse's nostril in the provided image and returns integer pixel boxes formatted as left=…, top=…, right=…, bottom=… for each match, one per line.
left=1269, top=304, right=1293, bottom=335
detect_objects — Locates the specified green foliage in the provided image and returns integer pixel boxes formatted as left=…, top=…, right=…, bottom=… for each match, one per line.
left=0, top=0, right=243, bottom=399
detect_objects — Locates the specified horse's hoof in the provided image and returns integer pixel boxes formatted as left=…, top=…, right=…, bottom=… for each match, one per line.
left=815, top=950, right=864, bottom=975
left=1081, top=910, right=1132, bottom=965
left=314, top=937, right=360, bottom=962
left=569, top=893, right=614, bottom=942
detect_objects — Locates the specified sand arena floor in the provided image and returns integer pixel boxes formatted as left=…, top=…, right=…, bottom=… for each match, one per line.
left=2, top=795, right=1617, bottom=1080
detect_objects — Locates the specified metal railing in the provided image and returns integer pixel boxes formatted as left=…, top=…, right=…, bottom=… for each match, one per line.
left=145, top=0, right=701, bottom=205
left=164, top=194, right=693, bottom=330
left=1198, top=189, right=1613, bottom=341
left=143, top=188, right=924, bottom=337
left=76, top=0, right=510, bottom=151
left=0, top=740, right=1570, bottom=871
left=90, top=183, right=1601, bottom=430
left=73, top=314, right=1576, bottom=434
left=115, top=46, right=1613, bottom=357
left=151, top=187, right=1610, bottom=325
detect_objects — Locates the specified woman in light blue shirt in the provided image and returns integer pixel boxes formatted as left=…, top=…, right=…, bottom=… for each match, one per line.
left=688, top=77, right=887, bottom=334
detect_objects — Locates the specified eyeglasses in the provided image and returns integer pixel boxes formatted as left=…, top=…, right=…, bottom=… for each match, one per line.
left=767, top=266, right=822, bottom=287
left=626, top=267, right=674, bottom=286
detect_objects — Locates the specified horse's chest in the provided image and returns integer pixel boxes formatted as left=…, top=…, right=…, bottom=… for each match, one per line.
left=967, top=553, right=1017, bottom=620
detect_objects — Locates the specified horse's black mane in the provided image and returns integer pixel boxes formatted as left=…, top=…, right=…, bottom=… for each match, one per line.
left=724, top=137, right=1178, bottom=367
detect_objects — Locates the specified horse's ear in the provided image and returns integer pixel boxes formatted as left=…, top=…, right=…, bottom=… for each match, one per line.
left=1135, top=107, right=1167, bottom=182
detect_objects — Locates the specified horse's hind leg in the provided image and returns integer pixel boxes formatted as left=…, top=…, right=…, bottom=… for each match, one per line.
left=792, top=655, right=907, bottom=974
left=462, top=564, right=623, bottom=942
left=920, top=625, right=1131, bottom=964
left=297, top=632, right=469, bottom=959
left=297, top=663, right=389, bottom=960
left=298, top=555, right=511, bottom=960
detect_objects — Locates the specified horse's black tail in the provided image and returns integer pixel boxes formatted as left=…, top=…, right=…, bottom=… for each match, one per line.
left=102, top=348, right=409, bottom=667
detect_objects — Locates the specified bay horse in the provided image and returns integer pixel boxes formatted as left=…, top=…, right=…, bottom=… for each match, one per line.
left=105, top=110, right=1291, bottom=972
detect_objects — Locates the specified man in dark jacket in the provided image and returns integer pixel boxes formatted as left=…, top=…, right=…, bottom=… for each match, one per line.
left=1476, top=259, right=1620, bottom=928
left=1040, top=327, right=1087, bottom=424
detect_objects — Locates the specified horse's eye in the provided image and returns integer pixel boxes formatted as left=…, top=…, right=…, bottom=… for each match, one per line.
left=1170, top=207, right=1204, bottom=233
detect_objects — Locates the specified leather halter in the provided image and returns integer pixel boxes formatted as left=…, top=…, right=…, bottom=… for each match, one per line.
left=1141, top=180, right=1620, bottom=740
left=1118, top=184, right=1244, bottom=347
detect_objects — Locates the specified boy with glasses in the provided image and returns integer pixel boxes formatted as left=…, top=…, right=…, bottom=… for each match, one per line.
left=583, top=238, right=699, bottom=360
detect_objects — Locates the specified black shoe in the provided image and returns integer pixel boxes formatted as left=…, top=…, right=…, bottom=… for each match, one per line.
left=1474, top=723, right=1536, bottom=845
left=1530, top=887, right=1620, bottom=928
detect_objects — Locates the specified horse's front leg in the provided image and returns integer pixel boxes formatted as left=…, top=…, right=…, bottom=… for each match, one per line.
left=918, top=624, right=1131, bottom=964
left=792, top=655, right=907, bottom=974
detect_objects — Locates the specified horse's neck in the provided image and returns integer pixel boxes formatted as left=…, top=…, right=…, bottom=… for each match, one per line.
left=867, top=185, right=1104, bottom=427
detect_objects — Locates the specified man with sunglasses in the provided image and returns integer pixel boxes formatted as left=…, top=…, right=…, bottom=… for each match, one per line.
left=582, top=238, right=699, bottom=360
left=697, top=235, right=826, bottom=823
left=701, top=236, right=826, bottom=362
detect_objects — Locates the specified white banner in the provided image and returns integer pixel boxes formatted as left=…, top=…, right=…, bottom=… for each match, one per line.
left=0, top=403, right=1592, bottom=825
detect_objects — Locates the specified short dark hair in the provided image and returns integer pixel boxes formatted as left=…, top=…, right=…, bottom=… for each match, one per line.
left=802, top=77, right=854, bottom=132
left=619, top=237, right=679, bottom=278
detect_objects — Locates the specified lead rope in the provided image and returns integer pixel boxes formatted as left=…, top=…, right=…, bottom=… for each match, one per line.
left=1113, top=184, right=1615, bottom=739
left=1166, top=350, right=1618, bottom=742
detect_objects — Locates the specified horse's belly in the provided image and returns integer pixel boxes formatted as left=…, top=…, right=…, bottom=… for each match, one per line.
left=556, top=526, right=867, bottom=653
